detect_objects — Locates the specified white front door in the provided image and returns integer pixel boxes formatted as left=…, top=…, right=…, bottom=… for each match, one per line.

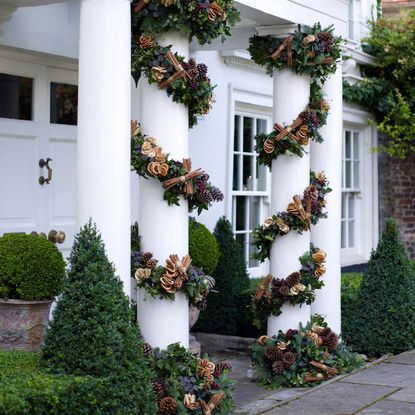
left=0, top=54, right=78, bottom=257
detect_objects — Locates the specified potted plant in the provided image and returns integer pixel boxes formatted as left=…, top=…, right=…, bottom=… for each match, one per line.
left=0, top=233, right=65, bottom=351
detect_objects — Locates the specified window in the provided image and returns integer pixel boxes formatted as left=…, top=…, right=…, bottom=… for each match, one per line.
left=342, top=129, right=361, bottom=249
left=50, top=82, right=78, bottom=125
left=232, top=112, right=270, bottom=270
left=0, top=73, right=33, bottom=120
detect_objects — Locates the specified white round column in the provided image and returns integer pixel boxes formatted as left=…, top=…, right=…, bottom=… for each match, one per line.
left=77, top=0, right=131, bottom=295
left=310, top=67, right=342, bottom=334
left=268, top=69, right=311, bottom=335
left=138, top=32, right=189, bottom=349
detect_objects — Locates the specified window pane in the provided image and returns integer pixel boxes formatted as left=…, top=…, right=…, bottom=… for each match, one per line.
left=348, top=195, right=355, bottom=219
left=249, top=233, right=259, bottom=268
left=348, top=220, right=355, bottom=247
left=353, top=161, right=360, bottom=188
left=0, top=73, right=33, bottom=120
left=341, top=221, right=347, bottom=249
left=249, top=196, right=260, bottom=230
left=50, top=82, right=78, bottom=125
left=341, top=193, right=347, bottom=219
left=243, top=117, right=253, bottom=152
left=257, top=160, right=267, bottom=191
left=353, top=132, right=359, bottom=159
left=233, top=155, right=240, bottom=190
left=256, top=118, right=267, bottom=134
left=235, top=196, right=246, bottom=231
left=234, top=115, right=240, bottom=151
left=235, top=233, right=245, bottom=253
left=243, top=156, right=253, bottom=190
left=345, top=130, right=351, bottom=158
left=345, top=161, right=352, bottom=188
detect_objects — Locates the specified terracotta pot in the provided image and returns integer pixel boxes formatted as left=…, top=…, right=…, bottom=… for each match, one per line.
left=189, top=305, right=200, bottom=329
left=0, top=299, right=53, bottom=351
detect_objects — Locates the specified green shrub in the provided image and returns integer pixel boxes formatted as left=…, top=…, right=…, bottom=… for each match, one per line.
left=41, top=221, right=157, bottom=414
left=0, top=234, right=65, bottom=300
left=195, top=217, right=250, bottom=335
left=341, top=273, right=363, bottom=345
left=189, top=218, right=220, bottom=275
left=351, top=218, right=415, bottom=356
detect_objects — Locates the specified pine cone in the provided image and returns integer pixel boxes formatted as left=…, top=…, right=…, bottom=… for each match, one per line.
left=303, top=185, right=319, bottom=201
left=142, top=252, right=156, bottom=267
left=272, top=360, right=285, bottom=375
left=285, top=271, right=301, bottom=288
left=153, top=379, right=164, bottom=403
left=215, top=362, right=232, bottom=373
left=143, top=342, right=153, bottom=356
left=282, top=352, right=297, bottom=369
left=322, top=332, right=339, bottom=352
left=319, top=327, right=332, bottom=337
left=265, top=346, right=284, bottom=362
left=159, top=397, right=177, bottom=415
left=278, top=284, right=290, bottom=297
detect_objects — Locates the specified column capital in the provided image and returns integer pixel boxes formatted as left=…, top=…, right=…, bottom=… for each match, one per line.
left=255, top=24, right=297, bottom=37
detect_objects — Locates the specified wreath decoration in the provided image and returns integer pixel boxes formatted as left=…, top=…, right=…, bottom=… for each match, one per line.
left=251, top=245, right=326, bottom=328
left=255, top=83, right=330, bottom=168
left=131, top=121, right=224, bottom=214
left=250, top=315, right=363, bottom=388
left=132, top=0, right=240, bottom=46
left=248, top=23, right=343, bottom=82
left=131, top=37, right=214, bottom=128
left=252, top=171, right=331, bottom=262
left=133, top=250, right=215, bottom=308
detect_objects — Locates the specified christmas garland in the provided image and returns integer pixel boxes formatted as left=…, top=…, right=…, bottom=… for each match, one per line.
left=255, top=83, right=330, bottom=169
left=131, top=37, right=214, bottom=128
left=248, top=23, right=343, bottom=82
left=132, top=0, right=240, bottom=45
left=251, top=245, right=326, bottom=328
left=250, top=315, right=363, bottom=388
left=252, top=171, right=331, bottom=263
left=133, top=250, right=215, bottom=308
left=131, top=121, right=223, bottom=214
left=142, top=343, right=235, bottom=414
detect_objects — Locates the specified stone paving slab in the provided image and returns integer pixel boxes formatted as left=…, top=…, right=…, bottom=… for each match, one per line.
left=263, top=382, right=397, bottom=415
left=386, top=349, right=415, bottom=365
left=385, top=386, right=415, bottom=403
left=357, top=399, right=415, bottom=414
left=342, top=362, right=415, bottom=388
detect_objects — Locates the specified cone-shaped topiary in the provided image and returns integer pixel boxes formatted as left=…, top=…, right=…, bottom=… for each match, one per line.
left=189, top=218, right=220, bottom=275
left=195, top=217, right=249, bottom=335
left=41, top=221, right=157, bottom=414
left=351, top=218, right=415, bottom=356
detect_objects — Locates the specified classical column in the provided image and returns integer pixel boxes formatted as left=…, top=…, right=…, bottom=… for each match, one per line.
left=77, top=0, right=131, bottom=295
left=137, top=32, right=189, bottom=349
left=310, top=67, right=342, bottom=334
left=268, top=69, right=311, bottom=335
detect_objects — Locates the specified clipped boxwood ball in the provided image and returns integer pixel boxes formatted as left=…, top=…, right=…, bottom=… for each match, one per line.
left=0, top=233, right=65, bottom=300
left=189, top=218, right=220, bottom=275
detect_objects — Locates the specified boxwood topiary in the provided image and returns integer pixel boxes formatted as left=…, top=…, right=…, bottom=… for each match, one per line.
left=41, top=221, right=157, bottom=414
left=341, top=273, right=362, bottom=346
left=189, top=218, right=220, bottom=275
left=351, top=218, right=415, bottom=356
left=0, top=233, right=65, bottom=300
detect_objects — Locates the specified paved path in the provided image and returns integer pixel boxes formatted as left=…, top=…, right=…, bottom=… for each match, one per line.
left=211, top=348, right=415, bottom=414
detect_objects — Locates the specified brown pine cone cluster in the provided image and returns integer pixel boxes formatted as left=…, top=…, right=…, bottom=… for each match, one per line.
left=285, top=272, right=300, bottom=287
left=303, top=185, right=319, bottom=202
left=265, top=342, right=297, bottom=374
left=215, top=362, right=232, bottom=373
left=159, top=397, right=177, bottom=415
left=272, top=360, right=285, bottom=375
left=143, top=341, right=153, bottom=356
left=271, top=278, right=291, bottom=301
left=153, top=379, right=164, bottom=403
left=141, top=252, right=158, bottom=270
left=282, top=352, right=297, bottom=369
left=265, top=346, right=284, bottom=362
left=322, top=331, right=339, bottom=352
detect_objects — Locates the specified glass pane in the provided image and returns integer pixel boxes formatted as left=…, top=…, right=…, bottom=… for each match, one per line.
left=50, top=82, right=78, bottom=125
left=233, top=155, right=240, bottom=191
left=243, top=156, right=253, bottom=190
left=256, top=118, right=267, bottom=134
left=243, top=117, right=253, bottom=153
left=235, top=233, right=246, bottom=257
left=0, top=73, right=33, bottom=120
left=348, top=220, right=355, bottom=247
left=341, top=193, right=347, bottom=219
left=235, top=196, right=246, bottom=231
left=345, top=161, right=352, bottom=188
left=345, top=130, right=351, bottom=159
left=257, top=160, right=267, bottom=191
left=348, top=195, right=354, bottom=219
left=249, top=197, right=260, bottom=230
left=249, top=233, right=259, bottom=268
left=341, top=221, right=347, bottom=249
left=353, top=132, right=359, bottom=159
left=234, top=115, right=240, bottom=151
left=353, top=161, right=360, bottom=188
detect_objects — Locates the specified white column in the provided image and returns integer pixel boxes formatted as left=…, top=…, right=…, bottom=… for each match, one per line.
left=268, top=69, right=311, bottom=335
left=310, top=67, right=342, bottom=334
left=138, top=32, right=189, bottom=349
left=77, top=0, right=131, bottom=295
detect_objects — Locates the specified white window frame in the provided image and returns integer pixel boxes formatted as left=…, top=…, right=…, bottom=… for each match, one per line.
left=342, top=105, right=379, bottom=266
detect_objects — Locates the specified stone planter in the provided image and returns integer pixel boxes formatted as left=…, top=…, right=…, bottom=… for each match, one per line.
left=189, top=305, right=200, bottom=329
left=0, top=299, right=53, bottom=351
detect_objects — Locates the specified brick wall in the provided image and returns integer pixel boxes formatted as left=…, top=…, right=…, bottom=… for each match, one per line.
left=378, top=137, right=415, bottom=257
